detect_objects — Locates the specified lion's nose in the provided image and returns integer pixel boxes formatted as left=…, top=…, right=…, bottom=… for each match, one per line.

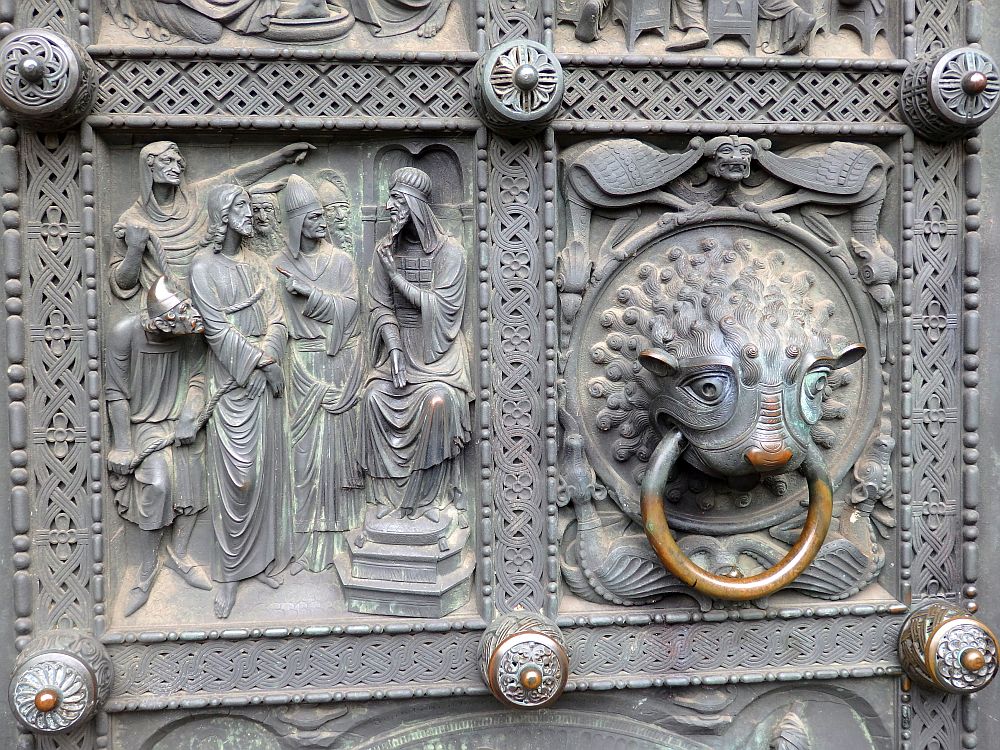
left=744, top=446, right=793, bottom=472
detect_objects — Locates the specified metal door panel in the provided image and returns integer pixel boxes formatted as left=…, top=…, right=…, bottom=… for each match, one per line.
left=0, top=0, right=995, bottom=747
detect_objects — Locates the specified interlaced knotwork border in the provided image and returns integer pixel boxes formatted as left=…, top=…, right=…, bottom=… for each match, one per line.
left=103, top=614, right=904, bottom=710
left=559, top=66, right=903, bottom=125
left=91, top=56, right=479, bottom=124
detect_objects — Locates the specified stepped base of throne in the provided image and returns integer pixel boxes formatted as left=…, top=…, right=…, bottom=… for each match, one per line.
left=335, top=505, right=474, bottom=618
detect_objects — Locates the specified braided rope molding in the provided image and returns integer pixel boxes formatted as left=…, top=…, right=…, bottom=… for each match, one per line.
left=102, top=614, right=905, bottom=710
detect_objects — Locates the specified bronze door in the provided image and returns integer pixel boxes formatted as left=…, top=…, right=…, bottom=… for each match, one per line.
left=0, top=0, right=998, bottom=747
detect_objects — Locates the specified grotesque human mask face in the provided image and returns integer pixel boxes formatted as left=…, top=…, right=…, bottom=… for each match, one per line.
left=151, top=148, right=185, bottom=186
left=251, top=198, right=277, bottom=236
left=301, top=207, right=328, bottom=242
left=153, top=299, right=204, bottom=335
left=386, top=189, right=411, bottom=230
left=707, top=141, right=756, bottom=183
left=228, top=191, right=254, bottom=238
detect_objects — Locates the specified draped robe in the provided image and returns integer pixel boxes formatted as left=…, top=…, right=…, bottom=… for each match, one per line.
left=276, top=243, right=365, bottom=571
left=105, top=315, right=206, bottom=530
left=189, top=251, right=288, bottom=583
left=111, top=168, right=239, bottom=300
left=358, top=232, right=472, bottom=516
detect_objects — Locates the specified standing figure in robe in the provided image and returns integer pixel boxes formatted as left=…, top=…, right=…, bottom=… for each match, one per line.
left=189, top=183, right=288, bottom=619
left=358, top=167, right=473, bottom=522
left=276, top=175, right=365, bottom=573
left=111, top=140, right=314, bottom=301
left=106, top=277, right=212, bottom=616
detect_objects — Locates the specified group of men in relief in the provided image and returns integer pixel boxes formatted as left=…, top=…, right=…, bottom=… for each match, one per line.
left=106, top=141, right=472, bottom=618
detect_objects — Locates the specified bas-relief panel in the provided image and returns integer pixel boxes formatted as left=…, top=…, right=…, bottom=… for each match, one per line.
left=556, top=0, right=899, bottom=58
left=553, top=133, right=902, bottom=614
left=96, top=135, right=480, bottom=628
left=97, top=0, right=475, bottom=50
left=110, top=683, right=894, bottom=749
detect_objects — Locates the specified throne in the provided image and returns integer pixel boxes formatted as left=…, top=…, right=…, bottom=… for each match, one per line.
left=833, top=0, right=886, bottom=55
left=706, top=0, right=759, bottom=52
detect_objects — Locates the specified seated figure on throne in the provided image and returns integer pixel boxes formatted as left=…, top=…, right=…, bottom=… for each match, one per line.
left=668, top=0, right=815, bottom=53
left=358, top=167, right=473, bottom=523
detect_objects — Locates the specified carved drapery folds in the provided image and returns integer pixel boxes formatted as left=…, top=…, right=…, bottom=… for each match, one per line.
left=103, top=141, right=477, bottom=622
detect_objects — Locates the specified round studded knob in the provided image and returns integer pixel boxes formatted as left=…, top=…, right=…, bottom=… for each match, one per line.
left=8, top=631, right=112, bottom=734
left=0, top=28, right=97, bottom=131
left=479, top=612, right=569, bottom=708
left=899, top=600, right=998, bottom=694
left=900, top=47, right=1000, bottom=141
left=473, top=39, right=564, bottom=136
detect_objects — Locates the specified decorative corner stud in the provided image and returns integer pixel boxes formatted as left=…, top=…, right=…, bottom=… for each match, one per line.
left=9, top=631, right=113, bottom=734
left=473, top=39, right=564, bottom=137
left=898, top=600, right=998, bottom=694
left=900, top=47, right=1000, bottom=141
left=0, top=29, right=97, bottom=131
left=479, top=611, right=569, bottom=708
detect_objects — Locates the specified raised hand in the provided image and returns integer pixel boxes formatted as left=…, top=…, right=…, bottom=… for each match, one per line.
left=279, top=142, right=316, bottom=165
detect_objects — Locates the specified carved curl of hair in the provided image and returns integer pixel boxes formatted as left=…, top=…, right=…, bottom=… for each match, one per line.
left=589, top=237, right=849, bottom=464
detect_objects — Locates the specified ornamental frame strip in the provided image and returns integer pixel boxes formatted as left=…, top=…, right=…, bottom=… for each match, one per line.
left=0, top=1, right=982, bottom=750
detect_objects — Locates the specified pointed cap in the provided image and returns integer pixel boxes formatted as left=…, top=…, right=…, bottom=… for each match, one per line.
left=283, top=174, right=322, bottom=219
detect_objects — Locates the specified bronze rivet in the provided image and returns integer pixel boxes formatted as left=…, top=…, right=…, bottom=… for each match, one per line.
left=33, top=688, right=60, bottom=713
left=519, top=665, right=543, bottom=691
left=961, top=648, right=987, bottom=672
left=962, top=71, right=990, bottom=96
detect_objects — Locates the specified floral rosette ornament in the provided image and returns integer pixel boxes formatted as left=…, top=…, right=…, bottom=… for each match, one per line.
left=474, top=39, right=565, bottom=136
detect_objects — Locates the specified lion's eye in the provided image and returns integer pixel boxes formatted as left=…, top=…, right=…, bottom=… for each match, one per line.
left=681, top=373, right=729, bottom=406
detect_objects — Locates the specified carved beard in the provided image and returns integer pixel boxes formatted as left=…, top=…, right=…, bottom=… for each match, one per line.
left=383, top=212, right=406, bottom=251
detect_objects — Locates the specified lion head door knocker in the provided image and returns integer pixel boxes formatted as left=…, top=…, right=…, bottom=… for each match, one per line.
left=635, top=244, right=865, bottom=600
left=558, top=137, right=890, bottom=607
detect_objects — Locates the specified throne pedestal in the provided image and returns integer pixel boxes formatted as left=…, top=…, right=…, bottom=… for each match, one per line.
left=335, top=504, right=474, bottom=618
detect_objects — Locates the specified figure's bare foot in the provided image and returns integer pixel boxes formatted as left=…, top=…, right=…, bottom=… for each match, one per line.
left=417, top=3, right=449, bottom=37
left=256, top=573, right=281, bottom=589
left=375, top=503, right=394, bottom=519
left=283, top=0, right=329, bottom=19
left=666, top=28, right=709, bottom=52
left=214, top=582, right=238, bottom=619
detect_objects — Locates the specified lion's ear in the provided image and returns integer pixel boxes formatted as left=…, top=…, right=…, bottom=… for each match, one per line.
left=832, top=342, right=866, bottom=370
left=639, top=348, right=679, bottom=377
